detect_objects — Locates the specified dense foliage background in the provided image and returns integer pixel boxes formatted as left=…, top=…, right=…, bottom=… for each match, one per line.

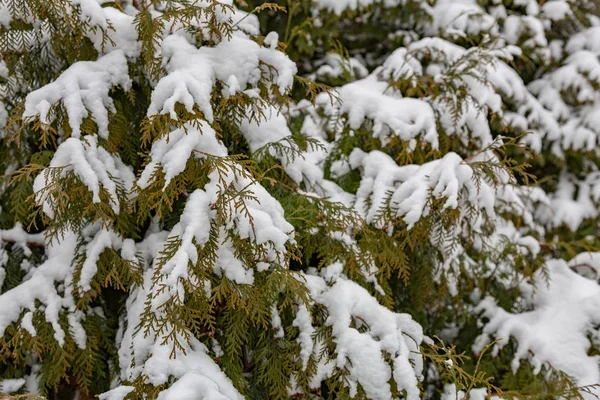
left=2, top=0, right=600, bottom=399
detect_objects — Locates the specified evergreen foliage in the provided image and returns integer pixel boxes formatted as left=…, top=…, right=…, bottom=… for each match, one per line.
left=2, top=0, right=600, bottom=399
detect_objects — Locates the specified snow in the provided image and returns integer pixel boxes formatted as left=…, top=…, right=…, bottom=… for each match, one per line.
left=97, top=8, right=140, bottom=58
left=137, top=121, right=227, bottom=189
left=314, top=53, right=369, bottom=80
left=569, top=252, right=600, bottom=279
left=270, top=304, right=285, bottom=339
left=117, top=270, right=244, bottom=400
left=241, top=106, right=290, bottom=153
left=567, top=27, right=600, bottom=55
left=79, top=228, right=123, bottom=292
left=0, top=223, right=45, bottom=246
left=148, top=36, right=216, bottom=122
left=72, top=0, right=108, bottom=28
left=300, top=275, right=424, bottom=400
left=21, top=311, right=36, bottom=336
left=314, top=0, right=403, bottom=15
left=240, top=106, right=332, bottom=190
left=23, top=50, right=131, bottom=139
left=535, top=173, right=600, bottom=231
left=0, top=378, right=26, bottom=394
left=0, top=231, right=77, bottom=345
left=326, top=76, right=439, bottom=148
left=350, top=149, right=494, bottom=229
left=292, top=303, right=314, bottom=369
left=323, top=35, right=538, bottom=150
left=0, top=3, right=11, bottom=28
left=541, top=0, right=572, bottom=21
left=428, top=0, right=496, bottom=37
left=33, top=136, right=135, bottom=216
left=504, top=15, right=548, bottom=50
left=476, top=260, right=600, bottom=391
left=214, top=236, right=255, bottom=284
left=68, top=310, right=87, bottom=349
left=142, top=144, right=294, bottom=310
left=148, top=34, right=296, bottom=122
left=98, top=386, right=134, bottom=400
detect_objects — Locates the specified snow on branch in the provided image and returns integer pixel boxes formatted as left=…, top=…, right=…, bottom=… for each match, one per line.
left=349, top=149, right=495, bottom=229
left=148, top=33, right=296, bottom=122
left=33, top=136, right=135, bottom=217
left=23, top=50, right=131, bottom=139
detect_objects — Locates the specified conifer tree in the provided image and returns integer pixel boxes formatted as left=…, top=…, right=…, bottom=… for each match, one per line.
left=2, top=0, right=600, bottom=399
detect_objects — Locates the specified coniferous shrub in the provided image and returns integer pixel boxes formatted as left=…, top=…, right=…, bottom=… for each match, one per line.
left=2, top=0, right=600, bottom=399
